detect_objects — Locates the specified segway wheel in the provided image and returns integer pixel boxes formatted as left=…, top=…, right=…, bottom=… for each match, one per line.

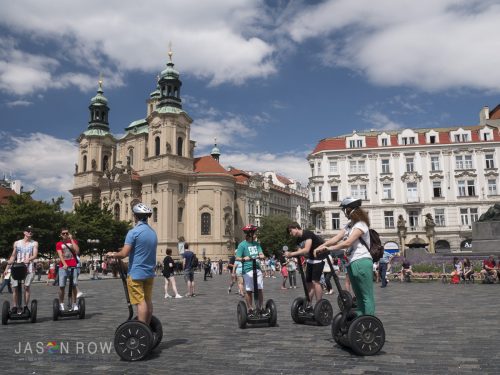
left=331, top=312, right=346, bottom=346
left=347, top=315, right=385, bottom=356
left=114, top=320, right=154, bottom=361
left=2, top=301, right=10, bottom=325
left=78, top=298, right=85, bottom=319
left=30, top=300, right=37, bottom=323
left=337, top=290, right=353, bottom=312
left=266, top=299, right=277, bottom=327
left=52, top=298, right=60, bottom=321
left=290, top=297, right=306, bottom=324
left=237, top=301, right=247, bottom=329
left=150, top=315, right=163, bottom=349
left=314, top=299, right=333, bottom=326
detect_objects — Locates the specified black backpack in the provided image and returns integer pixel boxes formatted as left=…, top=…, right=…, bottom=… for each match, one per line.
left=359, top=229, right=384, bottom=262
left=191, top=254, right=199, bottom=269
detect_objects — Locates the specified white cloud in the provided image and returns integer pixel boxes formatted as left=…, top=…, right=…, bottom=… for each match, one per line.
left=0, top=132, right=77, bottom=204
left=284, top=0, right=500, bottom=92
left=361, top=111, right=402, bottom=131
left=0, top=1, right=277, bottom=95
left=221, top=151, right=310, bottom=185
left=5, top=100, right=33, bottom=107
left=191, top=117, right=254, bottom=149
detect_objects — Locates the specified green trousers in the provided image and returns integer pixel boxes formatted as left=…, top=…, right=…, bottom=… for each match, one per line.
left=347, top=257, right=375, bottom=316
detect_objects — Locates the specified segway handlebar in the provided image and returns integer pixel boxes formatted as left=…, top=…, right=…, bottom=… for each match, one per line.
left=116, top=259, right=134, bottom=320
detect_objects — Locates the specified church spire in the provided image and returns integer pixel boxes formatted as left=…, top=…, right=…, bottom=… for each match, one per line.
left=86, top=75, right=110, bottom=134
left=157, top=43, right=183, bottom=110
left=211, top=137, right=221, bottom=162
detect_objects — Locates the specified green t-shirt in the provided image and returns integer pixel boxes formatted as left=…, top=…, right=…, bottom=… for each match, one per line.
left=236, top=240, right=263, bottom=274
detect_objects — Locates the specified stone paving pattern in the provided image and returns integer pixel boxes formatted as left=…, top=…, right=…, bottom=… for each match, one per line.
left=0, top=273, right=499, bottom=374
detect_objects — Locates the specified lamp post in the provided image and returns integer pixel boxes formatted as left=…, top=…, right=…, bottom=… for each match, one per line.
left=87, top=239, right=100, bottom=261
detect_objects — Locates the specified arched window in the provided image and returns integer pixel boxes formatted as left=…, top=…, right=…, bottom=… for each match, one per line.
left=128, top=149, right=134, bottom=166
left=114, top=204, right=120, bottom=221
left=102, top=155, right=109, bottom=171
left=153, top=207, right=158, bottom=222
left=155, top=136, right=161, bottom=156
left=201, top=213, right=211, bottom=235
left=178, top=207, right=183, bottom=222
left=83, top=155, right=87, bottom=172
left=177, top=137, right=183, bottom=156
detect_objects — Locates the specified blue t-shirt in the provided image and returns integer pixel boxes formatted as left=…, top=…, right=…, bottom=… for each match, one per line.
left=182, top=250, right=194, bottom=271
left=124, top=221, right=157, bottom=279
left=379, top=251, right=392, bottom=264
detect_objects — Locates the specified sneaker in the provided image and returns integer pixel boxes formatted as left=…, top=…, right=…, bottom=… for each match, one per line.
left=73, top=303, right=79, bottom=311
left=164, top=294, right=172, bottom=299
left=227, top=287, right=231, bottom=294
left=174, top=294, right=183, bottom=299
left=59, top=303, right=65, bottom=311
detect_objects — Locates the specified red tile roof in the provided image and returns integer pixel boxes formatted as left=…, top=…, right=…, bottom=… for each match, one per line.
left=0, top=186, right=16, bottom=204
left=228, top=167, right=250, bottom=184
left=194, top=156, right=232, bottom=174
left=490, top=105, right=500, bottom=120
left=276, top=174, right=292, bottom=185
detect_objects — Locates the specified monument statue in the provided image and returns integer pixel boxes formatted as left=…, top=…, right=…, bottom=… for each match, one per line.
left=478, top=203, right=500, bottom=221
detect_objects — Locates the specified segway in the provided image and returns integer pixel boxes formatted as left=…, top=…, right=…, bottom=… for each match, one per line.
left=114, top=259, right=163, bottom=361
left=237, top=258, right=277, bottom=329
left=290, top=254, right=333, bottom=326
left=1, top=263, right=37, bottom=325
left=52, top=267, right=85, bottom=320
left=329, top=253, right=385, bottom=356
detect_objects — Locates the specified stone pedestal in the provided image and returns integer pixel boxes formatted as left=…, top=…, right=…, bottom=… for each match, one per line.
left=472, top=221, right=500, bottom=254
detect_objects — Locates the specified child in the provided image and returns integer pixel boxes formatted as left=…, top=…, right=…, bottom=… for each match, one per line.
left=280, top=260, right=289, bottom=289
left=47, top=263, right=56, bottom=285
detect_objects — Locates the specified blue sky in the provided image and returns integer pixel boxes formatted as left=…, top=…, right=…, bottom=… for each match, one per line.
left=1, top=0, right=500, bottom=209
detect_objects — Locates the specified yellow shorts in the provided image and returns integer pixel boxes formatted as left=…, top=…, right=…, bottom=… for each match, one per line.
left=127, top=276, right=154, bottom=305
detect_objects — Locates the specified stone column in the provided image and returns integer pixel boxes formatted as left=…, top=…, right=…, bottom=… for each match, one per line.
left=397, top=215, right=407, bottom=257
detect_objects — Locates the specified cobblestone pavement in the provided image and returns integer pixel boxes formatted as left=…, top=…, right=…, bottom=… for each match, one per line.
left=0, top=273, right=499, bottom=374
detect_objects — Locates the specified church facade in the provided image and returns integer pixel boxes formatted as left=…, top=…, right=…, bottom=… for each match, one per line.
left=70, top=54, right=309, bottom=260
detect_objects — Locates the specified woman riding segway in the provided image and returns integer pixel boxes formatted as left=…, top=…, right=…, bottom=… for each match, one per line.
left=315, top=197, right=385, bottom=356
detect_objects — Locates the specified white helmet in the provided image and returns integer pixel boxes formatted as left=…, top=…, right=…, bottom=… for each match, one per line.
left=132, top=203, right=153, bottom=216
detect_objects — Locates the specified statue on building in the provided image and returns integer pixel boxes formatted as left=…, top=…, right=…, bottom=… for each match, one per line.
left=74, top=163, right=78, bottom=174
left=91, top=159, right=97, bottom=170
left=478, top=203, right=500, bottom=221
left=225, top=214, right=233, bottom=236
left=166, top=142, right=171, bottom=154
left=397, top=214, right=407, bottom=237
left=424, top=213, right=436, bottom=237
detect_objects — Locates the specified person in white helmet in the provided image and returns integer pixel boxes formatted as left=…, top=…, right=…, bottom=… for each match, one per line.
left=314, top=197, right=375, bottom=317
left=107, top=203, right=157, bottom=324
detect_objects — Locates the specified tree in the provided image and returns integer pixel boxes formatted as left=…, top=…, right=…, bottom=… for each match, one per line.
left=0, top=192, right=65, bottom=259
left=258, top=215, right=297, bottom=260
left=67, top=201, right=131, bottom=260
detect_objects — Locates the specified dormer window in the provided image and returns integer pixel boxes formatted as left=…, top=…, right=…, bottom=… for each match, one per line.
left=382, top=138, right=388, bottom=146
left=451, top=128, right=471, bottom=143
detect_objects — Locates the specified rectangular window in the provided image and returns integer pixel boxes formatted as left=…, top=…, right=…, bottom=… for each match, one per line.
left=381, top=159, right=390, bottom=173
left=433, top=181, right=442, bottom=198
left=464, top=155, right=472, bottom=169
left=384, top=211, right=394, bottom=228
left=431, top=156, right=440, bottom=171
left=458, top=181, right=466, bottom=196
left=462, top=134, right=469, bottom=142
left=357, top=139, right=363, bottom=147
left=201, top=213, right=211, bottom=235
left=310, top=164, right=314, bottom=176
left=331, top=213, right=340, bottom=230
left=318, top=186, right=323, bottom=202
left=407, top=182, right=418, bottom=202
left=402, top=137, right=408, bottom=145
left=358, top=160, right=365, bottom=173
left=178, top=207, right=183, bottom=222
left=434, top=208, right=445, bottom=226
left=488, top=179, right=497, bottom=195
left=349, top=160, right=365, bottom=173
left=406, top=157, right=414, bottom=172
left=330, top=186, right=338, bottom=201
left=381, top=138, right=388, bottom=146
left=483, top=132, right=491, bottom=141
left=470, top=208, right=478, bottom=223
left=310, top=187, right=315, bottom=202
left=409, top=210, right=419, bottom=228
left=349, top=140, right=356, bottom=148
left=351, top=184, right=367, bottom=200
left=429, top=135, right=436, bottom=144
left=455, top=156, right=464, bottom=170
left=460, top=208, right=469, bottom=225
left=382, top=184, right=392, bottom=199
left=454, top=134, right=460, bottom=142
left=485, top=154, right=495, bottom=169
left=467, top=180, right=475, bottom=196
left=329, top=160, right=338, bottom=174
left=409, top=137, right=415, bottom=144
left=316, top=163, right=320, bottom=175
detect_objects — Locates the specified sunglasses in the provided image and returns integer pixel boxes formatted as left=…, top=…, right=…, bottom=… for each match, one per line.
left=61, top=232, right=69, bottom=235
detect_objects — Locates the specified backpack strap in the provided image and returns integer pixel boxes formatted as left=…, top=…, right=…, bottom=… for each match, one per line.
left=358, top=235, right=369, bottom=252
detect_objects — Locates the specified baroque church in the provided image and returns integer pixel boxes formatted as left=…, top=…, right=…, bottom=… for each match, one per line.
left=70, top=51, right=244, bottom=260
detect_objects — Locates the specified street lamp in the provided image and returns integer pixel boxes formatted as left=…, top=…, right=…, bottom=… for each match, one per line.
left=87, top=239, right=100, bottom=261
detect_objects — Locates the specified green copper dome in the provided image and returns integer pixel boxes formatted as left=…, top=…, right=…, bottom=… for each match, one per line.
left=160, top=62, right=179, bottom=80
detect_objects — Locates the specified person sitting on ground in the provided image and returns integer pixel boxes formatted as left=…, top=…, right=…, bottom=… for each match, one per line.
left=480, top=255, right=497, bottom=282
left=462, top=257, right=474, bottom=282
left=450, top=257, right=463, bottom=283
left=235, top=225, right=266, bottom=314
left=400, top=257, right=413, bottom=281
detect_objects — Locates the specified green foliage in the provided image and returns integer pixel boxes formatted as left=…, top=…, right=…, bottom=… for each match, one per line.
left=258, top=215, right=297, bottom=258
left=0, top=192, right=65, bottom=258
left=0, top=195, right=131, bottom=260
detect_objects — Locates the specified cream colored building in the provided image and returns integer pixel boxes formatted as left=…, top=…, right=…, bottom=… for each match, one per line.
left=70, top=54, right=309, bottom=260
left=308, top=105, right=500, bottom=253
